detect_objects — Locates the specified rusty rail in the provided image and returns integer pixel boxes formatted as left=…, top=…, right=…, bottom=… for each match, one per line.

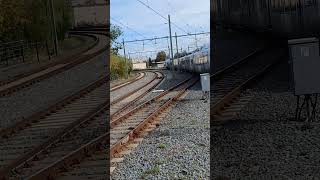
left=110, top=76, right=198, bottom=156
left=26, top=133, right=108, bottom=180
left=0, top=71, right=163, bottom=179
left=110, top=74, right=193, bottom=128
left=110, top=72, right=164, bottom=120
left=25, top=76, right=198, bottom=180
left=211, top=50, right=285, bottom=124
left=110, top=72, right=159, bottom=106
left=3, top=102, right=109, bottom=179
left=0, top=74, right=108, bottom=138
left=110, top=72, right=144, bottom=91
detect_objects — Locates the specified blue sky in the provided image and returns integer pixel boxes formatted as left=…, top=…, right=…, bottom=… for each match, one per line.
left=111, top=0, right=210, bottom=61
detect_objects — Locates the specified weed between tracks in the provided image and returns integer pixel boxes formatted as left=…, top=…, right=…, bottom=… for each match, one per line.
left=140, top=165, right=160, bottom=179
left=158, top=143, right=166, bottom=149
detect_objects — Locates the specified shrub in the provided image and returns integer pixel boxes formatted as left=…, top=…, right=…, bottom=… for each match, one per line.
left=110, top=54, right=132, bottom=80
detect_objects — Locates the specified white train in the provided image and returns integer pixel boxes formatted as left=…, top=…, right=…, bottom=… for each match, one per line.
left=164, top=45, right=210, bottom=73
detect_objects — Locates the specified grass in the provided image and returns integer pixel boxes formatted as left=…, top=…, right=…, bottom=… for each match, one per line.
left=191, top=118, right=197, bottom=125
left=158, top=143, right=166, bottom=149
left=140, top=166, right=160, bottom=179
left=154, top=158, right=166, bottom=165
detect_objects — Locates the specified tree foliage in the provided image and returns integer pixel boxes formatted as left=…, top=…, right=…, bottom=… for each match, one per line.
left=155, top=51, right=166, bottom=62
left=110, top=24, right=123, bottom=55
left=110, top=54, right=133, bottom=80
left=0, top=0, right=72, bottom=42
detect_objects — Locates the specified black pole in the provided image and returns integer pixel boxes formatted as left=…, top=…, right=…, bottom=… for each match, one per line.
left=168, top=14, right=175, bottom=76
left=5, top=47, right=8, bottom=66
left=21, top=44, right=25, bottom=63
left=36, top=42, right=40, bottom=62
left=46, top=40, right=51, bottom=60
left=50, top=0, right=58, bottom=56
left=123, top=38, right=128, bottom=79
left=175, top=32, right=178, bottom=55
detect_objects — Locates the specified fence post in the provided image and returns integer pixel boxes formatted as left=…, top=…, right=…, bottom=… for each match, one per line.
left=36, top=42, right=40, bottom=62
left=46, top=40, right=51, bottom=61
left=5, top=47, right=8, bottom=66
left=21, top=43, right=25, bottom=63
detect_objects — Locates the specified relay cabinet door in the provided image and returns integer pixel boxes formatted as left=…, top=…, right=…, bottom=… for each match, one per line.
left=289, top=37, right=320, bottom=95
left=293, top=56, right=320, bottom=95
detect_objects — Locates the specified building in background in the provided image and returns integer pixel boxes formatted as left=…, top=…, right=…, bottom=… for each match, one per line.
left=132, top=61, right=147, bottom=70
left=71, top=0, right=108, bottom=26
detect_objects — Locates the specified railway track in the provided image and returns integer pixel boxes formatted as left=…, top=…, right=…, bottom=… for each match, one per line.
left=4, top=72, right=196, bottom=179
left=0, top=32, right=107, bottom=97
left=110, top=75, right=198, bottom=171
left=211, top=47, right=286, bottom=125
left=0, top=71, right=163, bottom=179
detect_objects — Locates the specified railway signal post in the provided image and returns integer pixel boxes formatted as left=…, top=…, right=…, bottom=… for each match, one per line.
left=168, top=14, right=175, bottom=78
left=123, top=39, right=128, bottom=79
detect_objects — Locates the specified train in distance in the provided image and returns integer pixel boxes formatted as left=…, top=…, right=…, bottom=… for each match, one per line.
left=164, top=44, right=210, bottom=74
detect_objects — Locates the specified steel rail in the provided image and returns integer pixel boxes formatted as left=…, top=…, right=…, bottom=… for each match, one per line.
left=0, top=71, right=163, bottom=179
left=24, top=76, right=198, bottom=180
left=0, top=32, right=107, bottom=97
left=110, top=71, right=164, bottom=120
left=110, top=76, right=198, bottom=156
left=211, top=48, right=286, bottom=125
left=0, top=33, right=98, bottom=87
left=0, top=74, right=108, bottom=138
left=110, top=72, right=145, bottom=91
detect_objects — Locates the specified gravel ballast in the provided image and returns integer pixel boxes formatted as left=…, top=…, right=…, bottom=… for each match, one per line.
left=112, top=80, right=209, bottom=179
left=211, top=60, right=320, bottom=179
left=0, top=50, right=107, bottom=128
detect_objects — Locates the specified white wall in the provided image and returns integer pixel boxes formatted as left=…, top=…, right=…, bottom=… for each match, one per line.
left=133, top=62, right=147, bottom=70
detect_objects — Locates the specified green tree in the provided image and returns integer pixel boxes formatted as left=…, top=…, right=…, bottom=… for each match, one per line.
left=0, top=0, right=72, bottom=42
left=155, top=51, right=166, bottom=62
left=110, top=24, right=123, bottom=55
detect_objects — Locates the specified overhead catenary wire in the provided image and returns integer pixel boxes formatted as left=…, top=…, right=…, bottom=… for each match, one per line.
left=110, top=17, right=147, bottom=39
left=123, top=32, right=210, bottom=43
left=135, top=0, right=190, bottom=34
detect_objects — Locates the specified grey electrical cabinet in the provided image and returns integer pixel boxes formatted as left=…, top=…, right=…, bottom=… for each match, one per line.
left=200, top=73, right=210, bottom=92
left=288, top=37, right=320, bottom=95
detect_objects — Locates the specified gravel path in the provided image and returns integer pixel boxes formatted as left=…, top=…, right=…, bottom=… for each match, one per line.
left=211, top=60, right=320, bottom=179
left=0, top=50, right=107, bottom=129
left=112, top=80, right=209, bottom=180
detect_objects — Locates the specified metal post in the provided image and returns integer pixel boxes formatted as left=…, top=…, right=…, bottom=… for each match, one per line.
left=168, top=14, right=175, bottom=76
left=50, top=0, right=59, bottom=56
left=267, top=0, right=272, bottom=28
left=5, top=47, right=8, bottom=66
left=175, top=32, right=178, bottom=55
left=195, top=33, right=198, bottom=49
left=21, top=44, right=25, bottom=63
left=46, top=40, right=51, bottom=60
left=216, top=0, right=222, bottom=24
left=36, top=42, right=40, bottom=62
left=123, top=39, right=128, bottom=79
